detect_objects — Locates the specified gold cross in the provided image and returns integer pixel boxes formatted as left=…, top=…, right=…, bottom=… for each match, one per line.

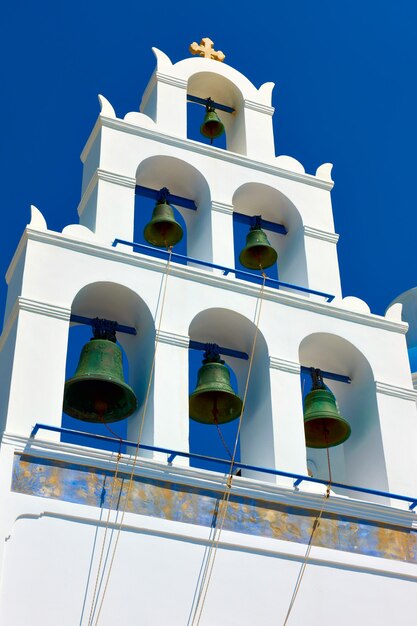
left=189, top=37, right=225, bottom=62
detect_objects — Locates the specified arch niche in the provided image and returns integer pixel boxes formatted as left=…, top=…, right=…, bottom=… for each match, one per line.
left=189, top=307, right=274, bottom=477
left=136, top=155, right=212, bottom=262
left=187, top=71, right=246, bottom=154
left=233, top=183, right=308, bottom=290
left=65, top=281, right=155, bottom=447
left=299, top=332, right=388, bottom=499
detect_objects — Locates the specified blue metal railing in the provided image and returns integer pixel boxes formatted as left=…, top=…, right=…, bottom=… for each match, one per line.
left=112, top=240, right=335, bottom=303
left=29, top=423, right=417, bottom=511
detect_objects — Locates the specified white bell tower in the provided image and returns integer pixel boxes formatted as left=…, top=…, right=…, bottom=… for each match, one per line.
left=0, top=39, right=417, bottom=626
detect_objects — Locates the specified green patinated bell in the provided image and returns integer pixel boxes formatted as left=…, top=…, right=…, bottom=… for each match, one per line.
left=239, top=223, right=278, bottom=270
left=200, top=107, right=225, bottom=140
left=144, top=199, right=183, bottom=248
left=63, top=338, right=138, bottom=423
left=303, top=387, right=351, bottom=448
left=189, top=352, right=243, bottom=425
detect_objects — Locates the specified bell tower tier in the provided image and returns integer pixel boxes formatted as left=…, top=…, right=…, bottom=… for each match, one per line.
left=0, top=41, right=416, bottom=626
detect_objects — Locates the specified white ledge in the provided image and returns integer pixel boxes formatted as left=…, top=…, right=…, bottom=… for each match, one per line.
left=81, top=116, right=334, bottom=191
left=0, top=296, right=71, bottom=352
left=211, top=201, right=234, bottom=215
left=156, top=330, right=190, bottom=349
left=18, top=297, right=71, bottom=321
left=375, top=381, right=417, bottom=402
left=244, top=99, right=274, bottom=116
left=304, top=225, right=339, bottom=244
left=78, top=169, right=136, bottom=217
left=20, top=228, right=409, bottom=336
left=156, top=72, right=188, bottom=90
left=269, top=356, right=301, bottom=374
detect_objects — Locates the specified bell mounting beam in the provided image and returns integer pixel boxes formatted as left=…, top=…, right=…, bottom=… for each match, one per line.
left=70, top=314, right=137, bottom=336
left=187, top=94, right=235, bottom=114
left=300, top=365, right=351, bottom=384
left=234, top=212, right=287, bottom=235
left=189, top=340, right=249, bottom=361
left=135, top=185, right=197, bottom=211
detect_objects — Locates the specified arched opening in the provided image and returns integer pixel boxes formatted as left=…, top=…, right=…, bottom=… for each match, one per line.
left=187, top=72, right=245, bottom=154
left=189, top=308, right=273, bottom=478
left=232, top=183, right=307, bottom=290
left=299, top=333, right=388, bottom=499
left=136, top=155, right=212, bottom=262
left=62, top=282, right=155, bottom=453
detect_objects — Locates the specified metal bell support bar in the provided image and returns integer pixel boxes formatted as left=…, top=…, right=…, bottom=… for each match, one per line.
left=303, top=367, right=351, bottom=449
left=30, top=423, right=417, bottom=511
left=70, top=314, right=137, bottom=336
left=135, top=186, right=287, bottom=236
left=187, top=94, right=235, bottom=114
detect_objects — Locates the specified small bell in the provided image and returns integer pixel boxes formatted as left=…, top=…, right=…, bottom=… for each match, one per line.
left=63, top=319, right=138, bottom=423
left=303, top=368, right=351, bottom=448
left=143, top=188, right=183, bottom=248
left=200, top=98, right=225, bottom=142
left=239, top=216, right=278, bottom=270
left=189, top=344, right=243, bottom=425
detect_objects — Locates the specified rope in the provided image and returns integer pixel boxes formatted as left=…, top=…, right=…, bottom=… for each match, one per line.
left=86, top=422, right=123, bottom=626
left=190, top=271, right=267, bottom=626
left=282, top=433, right=332, bottom=626
left=92, top=247, right=174, bottom=626
left=213, top=415, right=233, bottom=461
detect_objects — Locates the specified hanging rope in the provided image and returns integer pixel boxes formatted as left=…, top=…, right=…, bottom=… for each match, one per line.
left=92, top=247, right=174, bottom=626
left=190, top=271, right=267, bottom=626
left=213, top=415, right=233, bottom=461
left=86, top=423, right=123, bottom=626
left=282, top=434, right=332, bottom=626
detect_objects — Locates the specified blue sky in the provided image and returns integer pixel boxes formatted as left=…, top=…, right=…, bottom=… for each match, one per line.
left=1, top=2, right=416, bottom=458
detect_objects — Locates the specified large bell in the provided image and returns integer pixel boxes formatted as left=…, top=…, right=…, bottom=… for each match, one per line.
left=144, top=193, right=183, bottom=248
left=239, top=217, right=278, bottom=270
left=200, top=99, right=225, bottom=142
left=63, top=320, right=137, bottom=423
left=189, top=344, right=243, bottom=425
left=303, top=368, right=351, bottom=448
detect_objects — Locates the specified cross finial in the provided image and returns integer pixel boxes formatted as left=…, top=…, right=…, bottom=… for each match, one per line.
left=189, top=37, right=225, bottom=62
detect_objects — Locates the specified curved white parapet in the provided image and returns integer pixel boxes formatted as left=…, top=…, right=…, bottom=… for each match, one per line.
left=28, top=205, right=47, bottom=230
left=152, top=47, right=174, bottom=71
left=123, top=111, right=158, bottom=128
left=388, top=287, right=417, bottom=346
left=98, top=94, right=116, bottom=118
left=274, top=155, right=305, bottom=174
left=316, top=163, right=334, bottom=182
left=385, top=302, right=403, bottom=322
left=332, top=296, right=371, bottom=314
left=258, top=81, right=275, bottom=103
left=61, top=224, right=97, bottom=240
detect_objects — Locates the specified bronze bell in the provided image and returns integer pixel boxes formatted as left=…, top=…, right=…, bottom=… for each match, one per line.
left=200, top=98, right=225, bottom=142
left=303, top=368, right=351, bottom=448
left=143, top=189, right=183, bottom=248
left=239, top=216, right=278, bottom=270
left=63, top=319, right=138, bottom=423
left=189, top=344, right=243, bottom=425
